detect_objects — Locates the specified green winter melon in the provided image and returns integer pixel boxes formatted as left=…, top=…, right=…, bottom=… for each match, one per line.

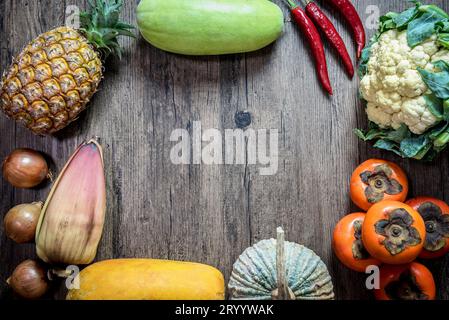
left=136, top=0, right=284, bottom=55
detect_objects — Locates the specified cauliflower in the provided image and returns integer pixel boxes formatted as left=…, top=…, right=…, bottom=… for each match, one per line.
left=360, top=30, right=449, bottom=134
left=357, top=2, right=449, bottom=160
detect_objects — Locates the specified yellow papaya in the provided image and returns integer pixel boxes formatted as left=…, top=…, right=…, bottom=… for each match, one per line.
left=66, top=259, right=225, bottom=300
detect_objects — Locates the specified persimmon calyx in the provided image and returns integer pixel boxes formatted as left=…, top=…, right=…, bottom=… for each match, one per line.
left=360, top=164, right=403, bottom=204
left=385, top=270, right=429, bottom=300
left=352, top=220, right=371, bottom=260
left=418, top=202, right=449, bottom=251
left=375, top=209, right=421, bottom=255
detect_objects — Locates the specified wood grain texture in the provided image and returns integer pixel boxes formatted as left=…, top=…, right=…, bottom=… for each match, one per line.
left=0, top=0, right=448, bottom=300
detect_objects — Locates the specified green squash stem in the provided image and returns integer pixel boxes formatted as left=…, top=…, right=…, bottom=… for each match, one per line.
left=273, top=227, right=295, bottom=300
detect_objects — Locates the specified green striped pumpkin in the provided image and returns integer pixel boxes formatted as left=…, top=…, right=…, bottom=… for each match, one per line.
left=228, top=228, right=334, bottom=300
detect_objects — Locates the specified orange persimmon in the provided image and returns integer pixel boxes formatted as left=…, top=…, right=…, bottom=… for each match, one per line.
left=406, top=197, right=449, bottom=259
left=362, top=200, right=425, bottom=264
left=332, top=213, right=381, bottom=272
left=374, top=262, right=436, bottom=300
left=350, top=159, right=408, bottom=211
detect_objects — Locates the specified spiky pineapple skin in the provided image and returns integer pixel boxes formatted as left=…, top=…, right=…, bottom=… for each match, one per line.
left=0, top=27, right=102, bottom=135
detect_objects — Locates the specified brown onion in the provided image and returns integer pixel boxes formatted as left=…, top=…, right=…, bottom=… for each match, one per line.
left=2, top=148, right=49, bottom=188
left=7, top=260, right=49, bottom=299
left=4, top=202, right=43, bottom=243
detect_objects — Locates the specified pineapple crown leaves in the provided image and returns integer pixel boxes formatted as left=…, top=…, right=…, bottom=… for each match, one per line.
left=79, top=0, right=135, bottom=59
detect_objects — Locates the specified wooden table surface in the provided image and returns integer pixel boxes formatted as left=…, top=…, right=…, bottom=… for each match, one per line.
left=1, top=0, right=448, bottom=300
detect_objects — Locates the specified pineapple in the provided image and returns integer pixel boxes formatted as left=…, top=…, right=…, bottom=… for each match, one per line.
left=0, top=0, right=134, bottom=135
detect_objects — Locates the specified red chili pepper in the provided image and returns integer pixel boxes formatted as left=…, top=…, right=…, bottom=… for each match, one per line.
left=285, top=0, right=333, bottom=95
left=327, top=0, right=366, bottom=59
left=304, top=0, right=354, bottom=78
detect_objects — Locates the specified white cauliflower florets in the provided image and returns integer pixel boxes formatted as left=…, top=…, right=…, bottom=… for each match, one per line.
left=360, top=30, right=449, bottom=134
